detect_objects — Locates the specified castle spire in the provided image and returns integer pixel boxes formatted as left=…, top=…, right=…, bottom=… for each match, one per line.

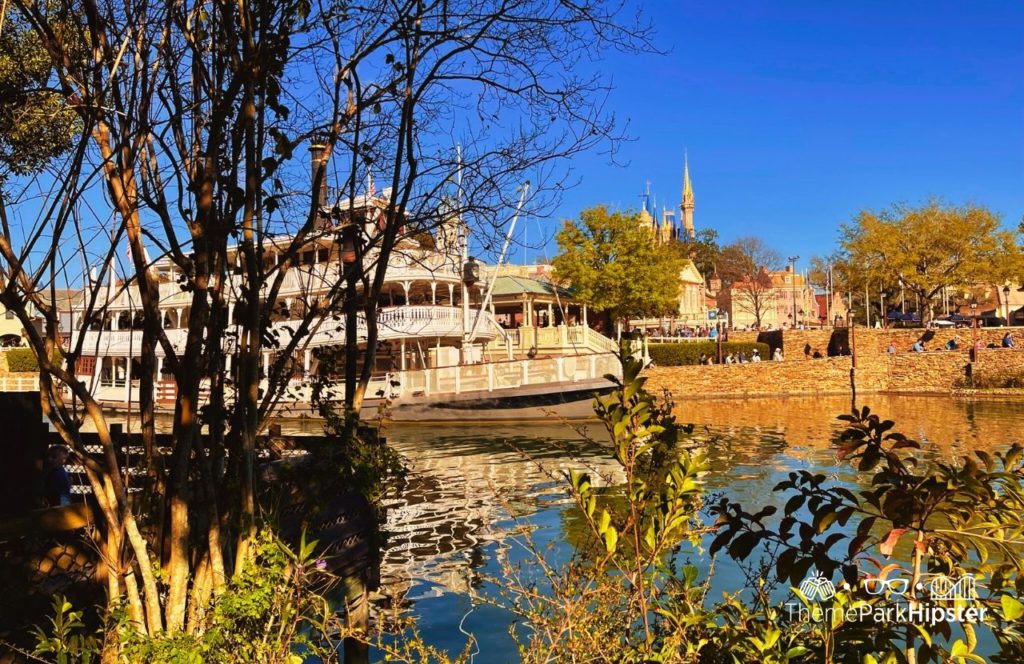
left=638, top=179, right=655, bottom=231
left=683, top=151, right=693, bottom=201
left=680, top=151, right=695, bottom=240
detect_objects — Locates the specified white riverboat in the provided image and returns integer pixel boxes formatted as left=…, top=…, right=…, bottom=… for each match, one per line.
left=66, top=190, right=620, bottom=423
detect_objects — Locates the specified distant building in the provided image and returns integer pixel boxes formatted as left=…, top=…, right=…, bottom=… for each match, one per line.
left=680, top=154, right=695, bottom=241
left=0, top=291, right=71, bottom=346
left=627, top=157, right=718, bottom=330
left=950, top=283, right=1024, bottom=325
left=0, top=302, right=27, bottom=347
left=815, top=292, right=849, bottom=327
left=675, top=259, right=707, bottom=324
left=728, top=265, right=816, bottom=330
left=482, top=263, right=555, bottom=282
left=637, top=153, right=696, bottom=246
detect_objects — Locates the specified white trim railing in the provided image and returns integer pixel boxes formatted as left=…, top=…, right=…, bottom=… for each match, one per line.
left=0, top=374, right=39, bottom=392
left=69, top=305, right=500, bottom=357
left=372, top=351, right=621, bottom=399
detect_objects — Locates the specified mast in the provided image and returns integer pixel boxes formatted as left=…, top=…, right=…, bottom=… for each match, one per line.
left=467, top=182, right=530, bottom=343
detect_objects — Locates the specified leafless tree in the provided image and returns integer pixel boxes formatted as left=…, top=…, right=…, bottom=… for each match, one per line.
left=719, top=237, right=781, bottom=328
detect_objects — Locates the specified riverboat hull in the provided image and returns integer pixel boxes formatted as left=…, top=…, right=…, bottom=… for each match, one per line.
left=275, top=377, right=615, bottom=423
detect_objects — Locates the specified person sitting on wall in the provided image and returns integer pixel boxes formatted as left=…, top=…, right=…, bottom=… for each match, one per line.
left=803, top=343, right=812, bottom=358
left=812, top=348, right=823, bottom=359
left=887, top=343, right=896, bottom=354
left=912, top=340, right=925, bottom=352
left=945, top=337, right=959, bottom=351
left=1003, top=332, right=1015, bottom=348
left=724, top=353, right=734, bottom=365
left=751, top=349, right=762, bottom=362
left=773, top=347, right=784, bottom=361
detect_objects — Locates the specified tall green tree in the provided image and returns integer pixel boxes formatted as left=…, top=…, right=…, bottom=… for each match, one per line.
left=0, top=8, right=78, bottom=176
left=840, top=200, right=1024, bottom=322
left=678, top=227, right=720, bottom=279
left=552, top=205, right=687, bottom=329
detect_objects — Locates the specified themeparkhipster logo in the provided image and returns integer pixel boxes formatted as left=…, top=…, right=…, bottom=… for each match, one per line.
left=787, top=569, right=991, bottom=627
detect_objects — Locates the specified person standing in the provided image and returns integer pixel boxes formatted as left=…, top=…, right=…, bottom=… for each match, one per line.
left=44, top=445, right=73, bottom=507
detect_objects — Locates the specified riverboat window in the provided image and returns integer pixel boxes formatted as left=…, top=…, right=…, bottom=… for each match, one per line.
left=77, top=355, right=96, bottom=377
left=99, top=357, right=128, bottom=388
left=317, top=248, right=329, bottom=263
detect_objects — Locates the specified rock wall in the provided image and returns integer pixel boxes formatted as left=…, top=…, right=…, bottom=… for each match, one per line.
left=974, top=348, right=1024, bottom=386
left=643, top=327, right=1024, bottom=399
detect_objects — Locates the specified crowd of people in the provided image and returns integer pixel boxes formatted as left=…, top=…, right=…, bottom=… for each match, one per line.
left=888, top=331, right=1018, bottom=354
left=646, top=325, right=722, bottom=339
left=694, top=346, right=786, bottom=365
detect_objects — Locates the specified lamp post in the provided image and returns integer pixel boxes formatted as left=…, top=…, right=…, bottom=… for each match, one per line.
left=788, top=255, right=799, bottom=328
left=848, top=307, right=857, bottom=408
left=1004, top=285, right=1011, bottom=326
left=880, top=289, right=887, bottom=329
left=970, top=298, right=978, bottom=357
left=462, top=256, right=479, bottom=362
left=712, top=308, right=724, bottom=363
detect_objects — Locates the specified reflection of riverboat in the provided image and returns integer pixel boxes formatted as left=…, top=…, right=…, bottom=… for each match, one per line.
left=66, top=179, right=619, bottom=421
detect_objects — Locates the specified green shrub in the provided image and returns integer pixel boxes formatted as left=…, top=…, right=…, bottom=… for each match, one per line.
left=5, top=348, right=64, bottom=372
left=648, top=341, right=770, bottom=366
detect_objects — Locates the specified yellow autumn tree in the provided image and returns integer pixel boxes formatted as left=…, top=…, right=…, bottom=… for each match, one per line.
left=840, top=200, right=1024, bottom=322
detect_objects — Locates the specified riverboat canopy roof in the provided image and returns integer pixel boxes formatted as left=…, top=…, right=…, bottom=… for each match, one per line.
left=490, top=276, right=574, bottom=300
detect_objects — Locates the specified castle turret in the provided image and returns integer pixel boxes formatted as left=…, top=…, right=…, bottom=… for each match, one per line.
left=660, top=207, right=676, bottom=244
left=680, top=153, right=695, bottom=240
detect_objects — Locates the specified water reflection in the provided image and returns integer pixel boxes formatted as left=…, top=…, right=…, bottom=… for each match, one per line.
left=372, top=395, right=1024, bottom=658
left=376, top=425, right=620, bottom=602
left=88, top=395, right=1024, bottom=658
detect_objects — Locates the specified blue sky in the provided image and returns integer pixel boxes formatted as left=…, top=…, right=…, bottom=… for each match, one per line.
left=525, top=0, right=1024, bottom=270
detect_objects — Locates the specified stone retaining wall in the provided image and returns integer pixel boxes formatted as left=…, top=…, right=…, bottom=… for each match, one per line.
left=643, top=347, right=1024, bottom=400
left=726, top=327, right=1020, bottom=361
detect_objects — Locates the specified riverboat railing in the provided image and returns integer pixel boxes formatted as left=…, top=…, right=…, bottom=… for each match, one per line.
left=365, top=351, right=621, bottom=400
left=69, top=304, right=500, bottom=357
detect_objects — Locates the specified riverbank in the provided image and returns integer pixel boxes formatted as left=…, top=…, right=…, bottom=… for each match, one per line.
left=644, top=328, right=1024, bottom=400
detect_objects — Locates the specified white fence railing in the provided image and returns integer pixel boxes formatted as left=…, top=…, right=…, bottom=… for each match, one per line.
left=646, top=336, right=720, bottom=343
left=373, top=352, right=621, bottom=399
left=70, top=305, right=500, bottom=356
left=0, top=374, right=39, bottom=392
left=503, top=325, right=617, bottom=354
left=85, top=350, right=621, bottom=406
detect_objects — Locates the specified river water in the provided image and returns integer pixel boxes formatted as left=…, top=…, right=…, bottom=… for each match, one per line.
left=368, top=394, right=1024, bottom=661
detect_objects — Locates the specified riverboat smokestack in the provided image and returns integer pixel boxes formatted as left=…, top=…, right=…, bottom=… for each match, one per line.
left=309, top=139, right=328, bottom=213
